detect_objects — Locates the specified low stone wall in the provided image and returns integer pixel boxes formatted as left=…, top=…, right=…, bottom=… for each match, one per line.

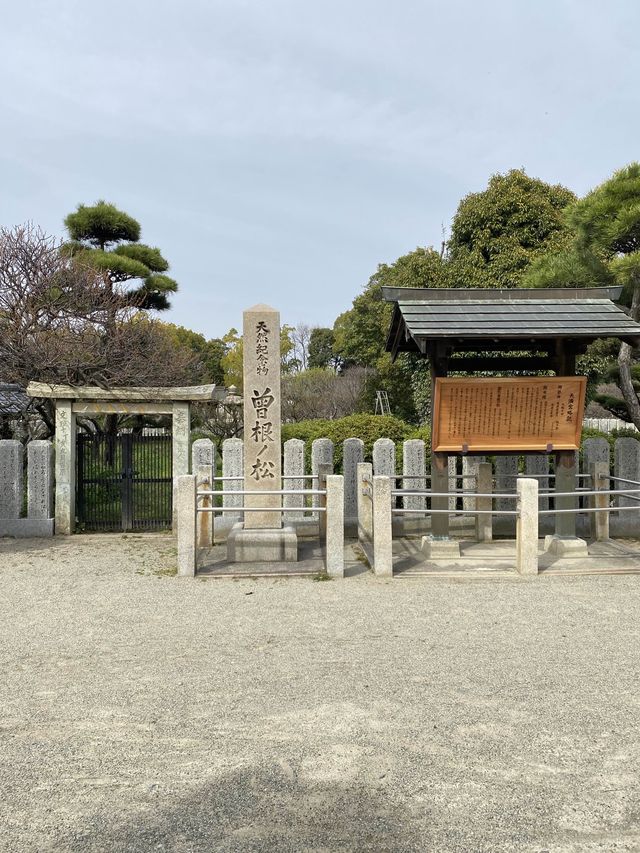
left=0, top=439, right=54, bottom=537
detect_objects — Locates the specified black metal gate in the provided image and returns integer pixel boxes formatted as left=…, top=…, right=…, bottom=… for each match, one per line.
left=76, top=433, right=172, bottom=531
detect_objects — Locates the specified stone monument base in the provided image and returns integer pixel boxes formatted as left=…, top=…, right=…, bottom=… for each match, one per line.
left=544, top=534, right=588, bottom=558
left=421, top=535, right=461, bottom=558
left=226, top=523, right=298, bottom=562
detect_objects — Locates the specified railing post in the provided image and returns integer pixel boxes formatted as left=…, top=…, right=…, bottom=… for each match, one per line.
left=317, top=462, right=332, bottom=542
left=590, top=461, right=610, bottom=541
left=177, top=474, right=197, bottom=577
left=357, top=462, right=373, bottom=545
left=373, top=475, right=393, bottom=577
left=325, top=475, right=344, bottom=578
left=475, top=462, right=493, bottom=542
left=516, top=477, right=538, bottom=575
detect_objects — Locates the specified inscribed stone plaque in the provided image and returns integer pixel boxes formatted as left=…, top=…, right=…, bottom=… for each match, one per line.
left=243, top=304, right=282, bottom=528
left=432, top=377, right=587, bottom=452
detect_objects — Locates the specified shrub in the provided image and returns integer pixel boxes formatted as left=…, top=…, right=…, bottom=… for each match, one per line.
left=282, top=414, right=412, bottom=471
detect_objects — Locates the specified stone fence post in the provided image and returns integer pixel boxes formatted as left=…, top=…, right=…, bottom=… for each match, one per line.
left=325, top=475, right=344, bottom=578
left=27, top=440, right=54, bottom=521
left=516, top=477, right=538, bottom=575
left=177, top=474, right=197, bottom=577
left=372, top=475, right=393, bottom=577
left=357, top=462, right=373, bottom=545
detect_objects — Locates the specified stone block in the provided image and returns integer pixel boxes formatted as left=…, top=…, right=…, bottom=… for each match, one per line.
left=421, top=536, right=461, bottom=558
left=226, top=523, right=298, bottom=562
left=545, top=535, right=588, bottom=558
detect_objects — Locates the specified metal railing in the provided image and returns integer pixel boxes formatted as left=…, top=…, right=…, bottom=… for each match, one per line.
left=175, top=470, right=345, bottom=578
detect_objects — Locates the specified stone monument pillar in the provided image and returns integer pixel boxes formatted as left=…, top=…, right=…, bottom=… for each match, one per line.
left=226, top=304, right=297, bottom=561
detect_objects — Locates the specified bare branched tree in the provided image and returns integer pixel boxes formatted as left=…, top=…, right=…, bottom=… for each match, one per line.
left=282, top=367, right=369, bottom=421
left=290, top=322, right=311, bottom=372
left=0, top=225, right=196, bottom=435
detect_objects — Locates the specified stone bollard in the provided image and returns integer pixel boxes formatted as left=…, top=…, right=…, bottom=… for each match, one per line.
left=192, top=439, right=215, bottom=547
left=462, top=456, right=485, bottom=512
left=222, top=438, right=243, bottom=520
left=525, top=455, right=550, bottom=512
left=590, top=461, right=610, bottom=542
left=372, top=475, right=393, bottom=577
left=343, top=438, right=364, bottom=535
left=325, top=475, right=344, bottom=578
left=495, top=456, right=518, bottom=513
left=516, top=477, right=538, bottom=575
left=0, top=439, right=23, bottom=520
left=373, top=438, right=395, bottom=477
left=614, top=438, right=640, bottom=535
left=357, top=462, right=373, bottom=545
left=283, top=438, right=305, bottom=521
left=27, top=440, right=54, bottom=521
left=312, top=438, right=334, bottom=520
left=475, top=462, right=493, bottom=542
left=177, top=474, right=197, bottom=577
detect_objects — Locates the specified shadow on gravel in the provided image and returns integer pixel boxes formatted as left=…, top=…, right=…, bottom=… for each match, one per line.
left=57, top=763, right=424, bottom=852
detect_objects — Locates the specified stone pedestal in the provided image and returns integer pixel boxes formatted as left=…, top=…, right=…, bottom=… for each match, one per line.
left=227, top=523, right=298, bottom=562
left=544, top=534, right=588, bottom=558
left=421, top=535, right=461, bottom=558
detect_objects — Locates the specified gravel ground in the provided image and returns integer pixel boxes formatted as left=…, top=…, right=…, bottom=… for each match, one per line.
left=0, top=533, right=639, bottom=853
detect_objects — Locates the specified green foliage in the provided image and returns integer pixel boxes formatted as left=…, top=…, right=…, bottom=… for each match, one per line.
left=448, top=169, right=576, bottom=288
left=63, top=200, right=177, bottom=311
left=161, top=323, right=226, bottom=385
left=221, top=325, right=296, bottom=391
left=308, top=327, right=340, bottom=370
left=525, top=163, right=640, bottom=295
left=282, top=413, right=412, bottom=471
left=65, top=201, right=140, bottom=247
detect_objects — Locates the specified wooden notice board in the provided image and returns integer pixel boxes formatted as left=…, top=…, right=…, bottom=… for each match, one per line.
left=432, top=376, right=587, bottom=452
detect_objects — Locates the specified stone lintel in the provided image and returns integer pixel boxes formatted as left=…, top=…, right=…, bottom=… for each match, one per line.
left=27, top=382, right=218, bottom=402
left=421, top=536, right=461, bottom=558
left=72, top=402, right=173, bottom=415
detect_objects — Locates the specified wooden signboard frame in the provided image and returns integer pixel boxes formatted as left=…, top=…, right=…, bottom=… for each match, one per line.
left=432, top=376, right=587, bottom=453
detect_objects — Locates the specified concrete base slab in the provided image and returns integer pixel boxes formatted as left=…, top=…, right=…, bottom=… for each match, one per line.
left=226, top=523, right=298, bottom=562
left=0, top=518, right=54, bottom=538
left=545, top=535, right=588, bottom=558
left=421, top=536, right=461, bottom=558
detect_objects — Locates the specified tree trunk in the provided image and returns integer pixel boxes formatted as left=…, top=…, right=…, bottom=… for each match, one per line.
left=617, top=283, right=640, bottom=430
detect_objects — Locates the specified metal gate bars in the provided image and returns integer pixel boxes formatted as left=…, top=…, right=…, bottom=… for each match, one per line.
left=76, top=433, right=172, bottom=532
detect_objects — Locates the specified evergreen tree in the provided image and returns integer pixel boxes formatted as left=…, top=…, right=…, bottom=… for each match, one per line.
left=63, top=201, right=177, bottom=310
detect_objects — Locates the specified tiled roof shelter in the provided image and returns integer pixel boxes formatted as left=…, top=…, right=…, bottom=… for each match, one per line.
left=0, top=384, right=30, bottom=417
left=384, top=286, right=640, bottom=370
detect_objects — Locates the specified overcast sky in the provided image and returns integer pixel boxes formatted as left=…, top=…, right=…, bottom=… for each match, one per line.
left=1, top=0, right=638, bottom=340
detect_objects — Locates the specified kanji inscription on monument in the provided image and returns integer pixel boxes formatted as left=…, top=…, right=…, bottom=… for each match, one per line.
left=432, top=376, right=587, bottom=452
left=243, top=304, right=282, bottom=528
